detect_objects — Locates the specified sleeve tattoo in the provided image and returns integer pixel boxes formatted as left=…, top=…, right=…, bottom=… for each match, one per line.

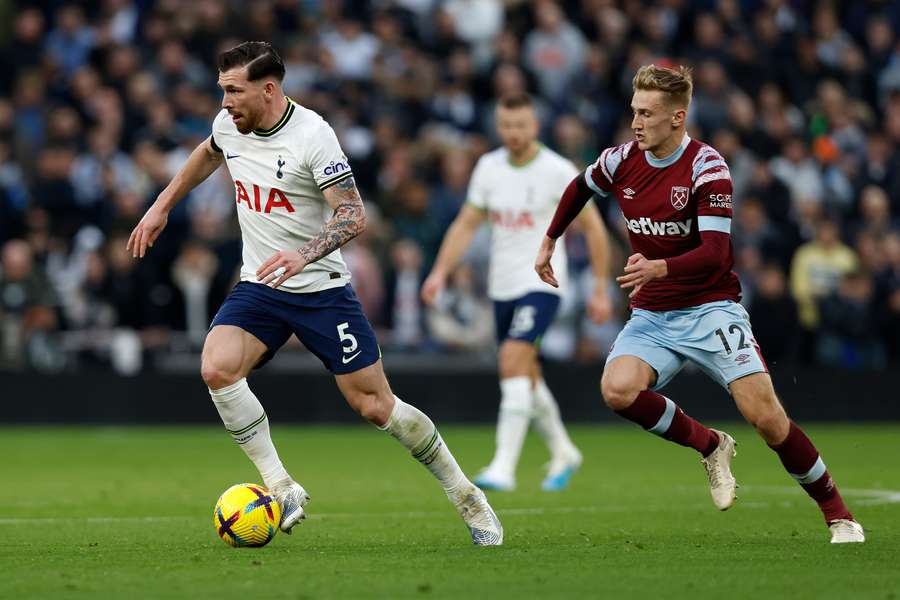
left=298, top=176, right=367, bottom=265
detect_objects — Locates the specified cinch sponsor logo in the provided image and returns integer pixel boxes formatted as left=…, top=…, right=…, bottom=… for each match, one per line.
left=234, top=180, right=295, bottom=213
left=490, top=209, right=534, bottom=230
left=625, top=217, right=692, bottom=237
left=323, top=160, right=350, bottom=176
left=708, top=193, right=732, bottom=209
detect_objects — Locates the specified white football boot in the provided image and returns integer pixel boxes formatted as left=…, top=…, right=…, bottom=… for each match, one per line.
left=453, top=485, right=504, bottom=546
left=700, top=429, right=737, bottom=510
left=271, top=480, right=310, bottom=534
left=473, top=466, right=516, bottom=492
left=829, top=519, right=865, bottom=543
left=542, top=447, right=583, bottom=492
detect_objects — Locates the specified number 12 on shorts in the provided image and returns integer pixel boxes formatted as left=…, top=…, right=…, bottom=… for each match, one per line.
left=715, top=324, right=749, bottom=355
left=337, top=322, right=361, bottom=364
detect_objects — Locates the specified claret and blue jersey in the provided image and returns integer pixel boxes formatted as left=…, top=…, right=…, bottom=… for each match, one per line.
left=585, top=134, right=741, bottom=311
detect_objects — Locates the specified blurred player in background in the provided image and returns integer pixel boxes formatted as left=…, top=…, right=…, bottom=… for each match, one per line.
left=536, top=65, right=863, bottom=543
left=422, top=94, right=612, bottom=492
left=128, top=42, right=503, bottom=545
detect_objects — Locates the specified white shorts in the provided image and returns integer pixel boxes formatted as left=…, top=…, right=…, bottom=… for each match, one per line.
left=607, top=300, right=768, bottom=391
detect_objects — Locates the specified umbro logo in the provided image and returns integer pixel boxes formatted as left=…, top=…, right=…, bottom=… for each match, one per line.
left=623, top=187, right=635, bottom=199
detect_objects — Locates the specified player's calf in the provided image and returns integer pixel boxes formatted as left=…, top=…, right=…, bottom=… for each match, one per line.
left=613, top=389, right=721, bottom=457
left=768, top=420, right=859, bottom=532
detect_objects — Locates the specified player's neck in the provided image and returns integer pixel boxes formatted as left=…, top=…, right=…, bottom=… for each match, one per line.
left=256, top=95, right=290, bottom=132
left=648, top=130, right=687, bottom=161
left=508, top=141, right=541, bottom=167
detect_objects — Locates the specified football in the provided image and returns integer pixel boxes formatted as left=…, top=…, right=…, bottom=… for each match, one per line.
left=213, top=483, right=281, bottom=547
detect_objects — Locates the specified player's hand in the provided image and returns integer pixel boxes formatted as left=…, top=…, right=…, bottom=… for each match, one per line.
left=421, top=270, right=446, bottom=306
left=587, top=287, right=613, bottom=323
left=257, top=250, right=308, bottom=289
left=127, top=204, right=169, bottom=258
left=616, top=253, right=667, bottom=298
left=535, top=236, right=559, bottom=288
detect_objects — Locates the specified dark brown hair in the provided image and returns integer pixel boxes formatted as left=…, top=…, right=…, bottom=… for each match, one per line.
left=217, top=41, right=285, bottom=82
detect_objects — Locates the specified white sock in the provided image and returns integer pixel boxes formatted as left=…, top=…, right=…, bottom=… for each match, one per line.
left=380, top=396, right=468, bottom=497
left=532, top=378, right=578, bottom=458
left=488, top=376, right=533, bottom=478
left=209, top=378, right=290, bottom=489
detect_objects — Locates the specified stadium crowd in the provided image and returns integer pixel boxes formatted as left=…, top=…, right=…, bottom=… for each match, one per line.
left=0, top=0, right=899, bottom=373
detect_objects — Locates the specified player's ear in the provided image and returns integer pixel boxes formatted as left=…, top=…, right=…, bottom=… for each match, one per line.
left=671, top=107, right=687, bottom=128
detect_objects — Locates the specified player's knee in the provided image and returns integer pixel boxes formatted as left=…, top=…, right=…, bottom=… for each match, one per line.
left=201, top=360, right=242, bottom=390
left=352, top=391, right=392, bottom=426
left=751, top=405, right=789, bottom=444
left=498, top=343, right=532, bottom=379
left=600, top=371, right=640, bottom=411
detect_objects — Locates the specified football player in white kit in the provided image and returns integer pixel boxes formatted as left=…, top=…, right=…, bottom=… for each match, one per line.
left=422, top=94, right=612, bottom=491
left=127, top=42, right=502, bottom=545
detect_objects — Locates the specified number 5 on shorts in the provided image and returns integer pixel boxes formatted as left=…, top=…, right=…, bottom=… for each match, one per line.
left=510, top=305, right=537, bottom=337
left=337, top=322, right=358, bottom=356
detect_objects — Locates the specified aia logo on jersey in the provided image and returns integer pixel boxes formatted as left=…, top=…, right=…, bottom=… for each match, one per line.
left=490, top=209, right=534, bottom=230
left=234, top=180, right=295, bottom=213
left=670, top=186, right=689, bottom=210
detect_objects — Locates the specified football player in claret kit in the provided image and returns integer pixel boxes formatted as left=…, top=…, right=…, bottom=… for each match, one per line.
left=536, top=64, right=864, bottom=543
left=127, top=42, right=502, bottom=545
left=421, top=93, right=612, bottom=492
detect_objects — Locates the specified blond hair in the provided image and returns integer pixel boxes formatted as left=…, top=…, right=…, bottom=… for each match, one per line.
left=632, top=64, right=693, bottom=108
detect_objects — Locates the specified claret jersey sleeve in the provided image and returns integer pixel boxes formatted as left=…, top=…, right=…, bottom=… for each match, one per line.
left=692, top=145, right=734, bottom=234
left=585, top=142, right=635, bottom=197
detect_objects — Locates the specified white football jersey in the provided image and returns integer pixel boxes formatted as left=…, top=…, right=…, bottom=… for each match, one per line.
left=468, top=145, right=576, bottom=300
left=211, top=99, right=353, bottom=293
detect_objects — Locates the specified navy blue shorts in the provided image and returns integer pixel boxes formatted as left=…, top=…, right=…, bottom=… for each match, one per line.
left=493, top=292, right=561, bottom=345
left=210, top=282, right=380, bottom=374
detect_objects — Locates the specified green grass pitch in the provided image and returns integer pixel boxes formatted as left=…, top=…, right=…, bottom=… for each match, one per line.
left=2, top=423, right=898, bottom=599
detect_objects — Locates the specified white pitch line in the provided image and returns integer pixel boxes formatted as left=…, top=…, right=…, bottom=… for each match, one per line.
left=1, top=486, right=897, bottom=525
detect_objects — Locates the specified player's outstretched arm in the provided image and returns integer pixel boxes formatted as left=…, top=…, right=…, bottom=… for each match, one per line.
left=537, top=171, right=596, bottom=288
left=575, top=205, right=613, bottom=322
left=127, top=137, right=223, bottom=258
left=257, top=176, right=366, bottom=289
left=421, top=203, right=487, bottom=305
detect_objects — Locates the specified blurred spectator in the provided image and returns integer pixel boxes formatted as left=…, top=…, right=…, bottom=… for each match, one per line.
left=320, top=18, right=380, bottom=81
left=691, top=59, right=732, bottom=136
left=770, top=137, right=825, bottom=210
left=386, top=239, right=424, bottom=349
left=816, top=271, right=884, bottom=370
left=441, top=0, right=504, bottom=68
left=426, top=263, right=493, bottom=352
left=429, top=149, right=472, bottom=233
left=733, top=196, right=795, bottom=270
left=748, top=263, right=799, bottom=365
left=790, top=218, right=859, bottom=334
left=851, top=185, right=898, bottom=240
left=523, top=1, right=587, bottom=106
left=0, top=239, right=59, bottom=370
left=391, top=179, right=444, bottom=269
left=44, top=4, right=96, bottom=78
left=171, top=240, right=218, bottom=347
